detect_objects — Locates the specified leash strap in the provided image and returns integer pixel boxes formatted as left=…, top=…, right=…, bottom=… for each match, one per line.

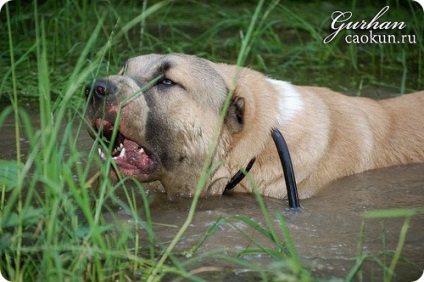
left=271, top=128, right=300, bottom=209
left=223, top=128, right=300, bottom=210
left=223, top=158, right=256, bottom=193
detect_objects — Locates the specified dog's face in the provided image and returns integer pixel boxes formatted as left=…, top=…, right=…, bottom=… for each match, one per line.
left=86, top=54, right=243, bottom=196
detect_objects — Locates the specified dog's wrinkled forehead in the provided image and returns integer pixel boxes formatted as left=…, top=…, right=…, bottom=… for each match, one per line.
left=120, top=54, right=168, bottom=77
left=119, top=53, right=228, bottom=108
left=121, top=54, right=211, bottom=80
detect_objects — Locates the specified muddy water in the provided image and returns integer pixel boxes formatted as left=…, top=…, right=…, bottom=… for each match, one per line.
left=119, top=164, right=424, bottom=281
left=1, top=111, right=423, bottom=281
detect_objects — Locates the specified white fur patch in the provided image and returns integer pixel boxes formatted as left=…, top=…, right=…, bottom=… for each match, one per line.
left=267, top=79, right=304, bottom=124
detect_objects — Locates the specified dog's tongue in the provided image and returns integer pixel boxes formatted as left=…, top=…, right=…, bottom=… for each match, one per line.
left=95, top=118, right=156, bottom=173
left=122, top=139, right=154, bottom=169
left=111, top=139, right=156, bottom=173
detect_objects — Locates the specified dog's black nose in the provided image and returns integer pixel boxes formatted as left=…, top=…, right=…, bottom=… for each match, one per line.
left=85, top=79, right=116, bottom=100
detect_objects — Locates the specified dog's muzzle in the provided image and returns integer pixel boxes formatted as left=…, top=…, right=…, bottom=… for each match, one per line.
left=85, top=79, right=159, bottom=178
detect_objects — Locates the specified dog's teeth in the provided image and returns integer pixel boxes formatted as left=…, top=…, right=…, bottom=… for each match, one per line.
left=98, top=148, right=106, bottom=160
left=98, top=148, right=103, bottom=158
left=120, top=143, right=124, bottom=149
left=119, top=148, right=126, bottom=158
left=138, top=148, right=145, bottom=153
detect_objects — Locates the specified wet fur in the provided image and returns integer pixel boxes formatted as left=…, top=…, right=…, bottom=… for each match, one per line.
left=87, top=54, right=424, bottom=199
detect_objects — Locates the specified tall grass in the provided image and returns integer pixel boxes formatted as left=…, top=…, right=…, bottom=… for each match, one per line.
left=146, top=0, right=270, bottom=280
left=0, top=1, right=180, bottom=281
left=346, top=208, right=424, bottom=282
left=1, top=0, right=423, bottom=281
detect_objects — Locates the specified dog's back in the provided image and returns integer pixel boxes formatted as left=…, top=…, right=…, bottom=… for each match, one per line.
left=373, top=91, right=424, bottom=167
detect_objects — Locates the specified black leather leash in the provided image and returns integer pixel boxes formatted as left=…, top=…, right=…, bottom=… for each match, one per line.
left=223, top=128, right=300, bottom=210
left=271, top=128, right=300, bottom=209
left=224, top=158, right=256, bottom=192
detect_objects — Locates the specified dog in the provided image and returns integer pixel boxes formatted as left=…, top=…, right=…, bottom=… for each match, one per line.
left=85, top=53, right=424, bottom=199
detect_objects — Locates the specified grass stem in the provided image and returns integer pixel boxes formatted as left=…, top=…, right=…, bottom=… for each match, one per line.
left=146, top=1, right=266, bottom=281
left=6, top=3, right=23, bottom=278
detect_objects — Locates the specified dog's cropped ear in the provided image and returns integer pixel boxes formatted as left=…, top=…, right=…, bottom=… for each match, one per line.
left=225, top=96, right=245, bottom=134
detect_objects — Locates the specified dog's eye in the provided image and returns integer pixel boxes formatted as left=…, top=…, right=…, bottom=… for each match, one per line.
left=160, top=79, right=173, bottom=86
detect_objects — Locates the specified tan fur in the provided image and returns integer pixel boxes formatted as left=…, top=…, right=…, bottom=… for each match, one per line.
left=213, top=64, right=424, bottom=198
left=87, top=54, right=424, bottom=199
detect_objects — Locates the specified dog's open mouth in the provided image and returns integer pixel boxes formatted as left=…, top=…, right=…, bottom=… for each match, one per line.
left=95, top=118, right=158, bottom=175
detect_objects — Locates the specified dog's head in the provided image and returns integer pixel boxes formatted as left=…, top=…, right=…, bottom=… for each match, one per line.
left=85, top=54, right=268, bottom=197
